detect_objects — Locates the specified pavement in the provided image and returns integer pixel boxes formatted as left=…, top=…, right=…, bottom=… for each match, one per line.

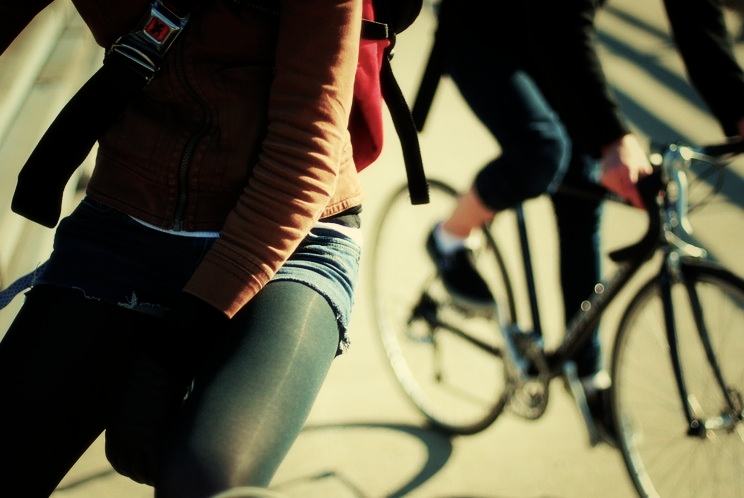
left=2, top=1, right=744, bottom=497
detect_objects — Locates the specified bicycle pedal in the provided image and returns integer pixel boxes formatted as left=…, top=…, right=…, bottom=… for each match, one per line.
left=563, top=361, right=600, bottom=447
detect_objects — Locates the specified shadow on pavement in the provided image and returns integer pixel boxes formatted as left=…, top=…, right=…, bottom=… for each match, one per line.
left=272, top=422, right=570, bottom=498
left=273, top=422, right=453, bottom=497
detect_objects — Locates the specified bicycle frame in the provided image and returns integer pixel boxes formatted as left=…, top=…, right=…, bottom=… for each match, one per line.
left=509, top=142, right=743, bottom=432
left=516, top=199, right=657, bottom=377
left=508, top=179, right=661, bottom=381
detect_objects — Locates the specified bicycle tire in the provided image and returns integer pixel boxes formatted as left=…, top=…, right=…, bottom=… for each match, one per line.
left=369, top=179, right=516, bottom=435
left=611, top=260, right=744, bottom=498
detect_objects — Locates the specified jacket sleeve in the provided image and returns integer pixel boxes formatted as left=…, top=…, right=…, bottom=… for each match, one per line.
left=0, top=1, right=54, bottom=54
left=526, top=0, right=630, bottom=157
left=184, top=0, right=362, bottom=317
left=663, top=0, right=744, bottom=136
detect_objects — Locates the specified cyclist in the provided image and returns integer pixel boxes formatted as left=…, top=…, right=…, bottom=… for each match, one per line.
left=426, top=0, right=744, bottom=442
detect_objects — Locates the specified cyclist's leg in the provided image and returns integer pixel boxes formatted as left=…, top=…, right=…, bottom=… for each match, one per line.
left=430, top=45, right=570, bottom=305
left=0, top=284, right=143, bottom=496
left=551, top=151, right=604, bottom=378
left=447, top=48, right=570, bottom=216
left=155, top=281, right=340, bottom=497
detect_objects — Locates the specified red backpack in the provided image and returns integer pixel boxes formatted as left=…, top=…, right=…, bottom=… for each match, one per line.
left=349, top=0, right=429, bottom=204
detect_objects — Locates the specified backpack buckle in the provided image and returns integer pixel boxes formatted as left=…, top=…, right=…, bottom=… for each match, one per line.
left=107, top=0, right=190, bottom=81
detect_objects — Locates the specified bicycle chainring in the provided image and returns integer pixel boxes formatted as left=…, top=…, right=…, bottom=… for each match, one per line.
left=508, top=338, right=550, bottom=420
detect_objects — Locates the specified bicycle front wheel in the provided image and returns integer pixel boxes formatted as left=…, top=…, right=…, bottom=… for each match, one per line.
left=369, top=179, right=516, bottom=435
left=612, top=261, right=744, bottom=498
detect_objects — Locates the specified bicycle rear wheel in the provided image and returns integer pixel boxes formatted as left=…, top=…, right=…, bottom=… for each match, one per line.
left=612, top=261, right=744, bottom=498
left=369, top=179, right=516, bottom=435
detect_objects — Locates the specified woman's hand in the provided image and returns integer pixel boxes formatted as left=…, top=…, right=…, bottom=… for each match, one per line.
left=105, top=293, right=229, bottom=485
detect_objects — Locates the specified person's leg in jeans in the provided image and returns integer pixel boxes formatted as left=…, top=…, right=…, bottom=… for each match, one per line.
left=155, top=281, right=340, bottom=497
left=0, top=285, right=151, bottom=496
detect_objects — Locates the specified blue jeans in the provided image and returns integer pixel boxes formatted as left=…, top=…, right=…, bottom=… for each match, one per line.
left=447, top=43, right=603, bottom=376
left=35, top=197, right=361, bottom=352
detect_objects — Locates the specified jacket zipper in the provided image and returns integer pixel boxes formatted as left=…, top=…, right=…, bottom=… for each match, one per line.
left=172, top=40, right=213, bottom=230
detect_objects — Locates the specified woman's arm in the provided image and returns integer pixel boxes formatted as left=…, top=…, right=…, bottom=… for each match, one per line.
left=184, top=0, right=363, bottom=317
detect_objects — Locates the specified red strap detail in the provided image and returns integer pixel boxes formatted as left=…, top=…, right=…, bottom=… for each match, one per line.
left=144, top=17, right=172, bottom=42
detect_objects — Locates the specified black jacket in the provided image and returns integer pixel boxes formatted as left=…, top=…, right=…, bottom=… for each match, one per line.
left=444, top=0, right=744, bottom=155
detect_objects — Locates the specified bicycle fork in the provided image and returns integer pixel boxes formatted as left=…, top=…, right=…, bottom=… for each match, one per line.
left=660, top=254, right=743, bottom=438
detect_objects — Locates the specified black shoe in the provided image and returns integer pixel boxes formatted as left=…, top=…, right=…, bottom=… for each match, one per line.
left=584, top=383, right=618, bottom=448
left=426, top=227, right=496, bottom=311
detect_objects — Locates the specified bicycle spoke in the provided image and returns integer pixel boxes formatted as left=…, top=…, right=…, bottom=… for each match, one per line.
left=369, top=180, right=515, bottom=434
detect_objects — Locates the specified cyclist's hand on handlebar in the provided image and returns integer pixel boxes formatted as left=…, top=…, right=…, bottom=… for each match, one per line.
left=599, top=133, right=653, bottom=209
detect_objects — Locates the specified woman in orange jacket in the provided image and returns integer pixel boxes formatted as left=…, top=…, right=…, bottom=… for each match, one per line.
left=0, top=0, right=375, bottom=496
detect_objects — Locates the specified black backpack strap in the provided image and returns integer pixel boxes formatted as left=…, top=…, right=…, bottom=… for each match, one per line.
left=13, top=58, right=159, bottom=227
left=223, top=0, right=430, bottom=205
left=365, top=6, right=429, bottom=204
left=378, top=54, right=429, bottom=204
left=12, top=0, right=193, bottom=227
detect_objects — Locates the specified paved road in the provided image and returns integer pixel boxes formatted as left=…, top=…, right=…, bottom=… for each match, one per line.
left=3, top=0, right=743, bottom=497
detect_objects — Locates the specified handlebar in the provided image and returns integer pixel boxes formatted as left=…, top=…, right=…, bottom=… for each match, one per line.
left=553, top=139, right=742, bottom=263
left=614, top=139, right=743, bottom=263
left=695, top=138, right=744, bottom=158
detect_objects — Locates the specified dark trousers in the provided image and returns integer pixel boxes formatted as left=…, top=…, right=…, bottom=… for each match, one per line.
left=447, top=37, right=603, bottom=376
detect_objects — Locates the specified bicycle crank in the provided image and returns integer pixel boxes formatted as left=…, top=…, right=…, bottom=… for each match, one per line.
left=507, top=332, right=550, bottom=420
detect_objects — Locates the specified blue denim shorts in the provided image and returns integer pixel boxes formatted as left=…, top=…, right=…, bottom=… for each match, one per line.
left=34, top=197, right=362, bottom=352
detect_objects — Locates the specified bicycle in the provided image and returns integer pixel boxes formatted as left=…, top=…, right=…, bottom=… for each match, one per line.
left=369, top=139, right=744, bottom=498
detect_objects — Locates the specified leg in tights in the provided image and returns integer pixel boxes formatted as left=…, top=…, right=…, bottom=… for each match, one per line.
left=0, top=285, right=154, bottom=497
left=551, top=154, right=604, bottom=378
left=156, top=280, right=340, bottom=497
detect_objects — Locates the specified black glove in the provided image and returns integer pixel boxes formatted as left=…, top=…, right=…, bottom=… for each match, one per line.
left=105, top=292, right=229, bottom=485
left=105, top=353, right=187, bottom=485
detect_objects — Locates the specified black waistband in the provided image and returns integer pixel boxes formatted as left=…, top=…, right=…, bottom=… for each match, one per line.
left=320, top=205, right=362, bottom=229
